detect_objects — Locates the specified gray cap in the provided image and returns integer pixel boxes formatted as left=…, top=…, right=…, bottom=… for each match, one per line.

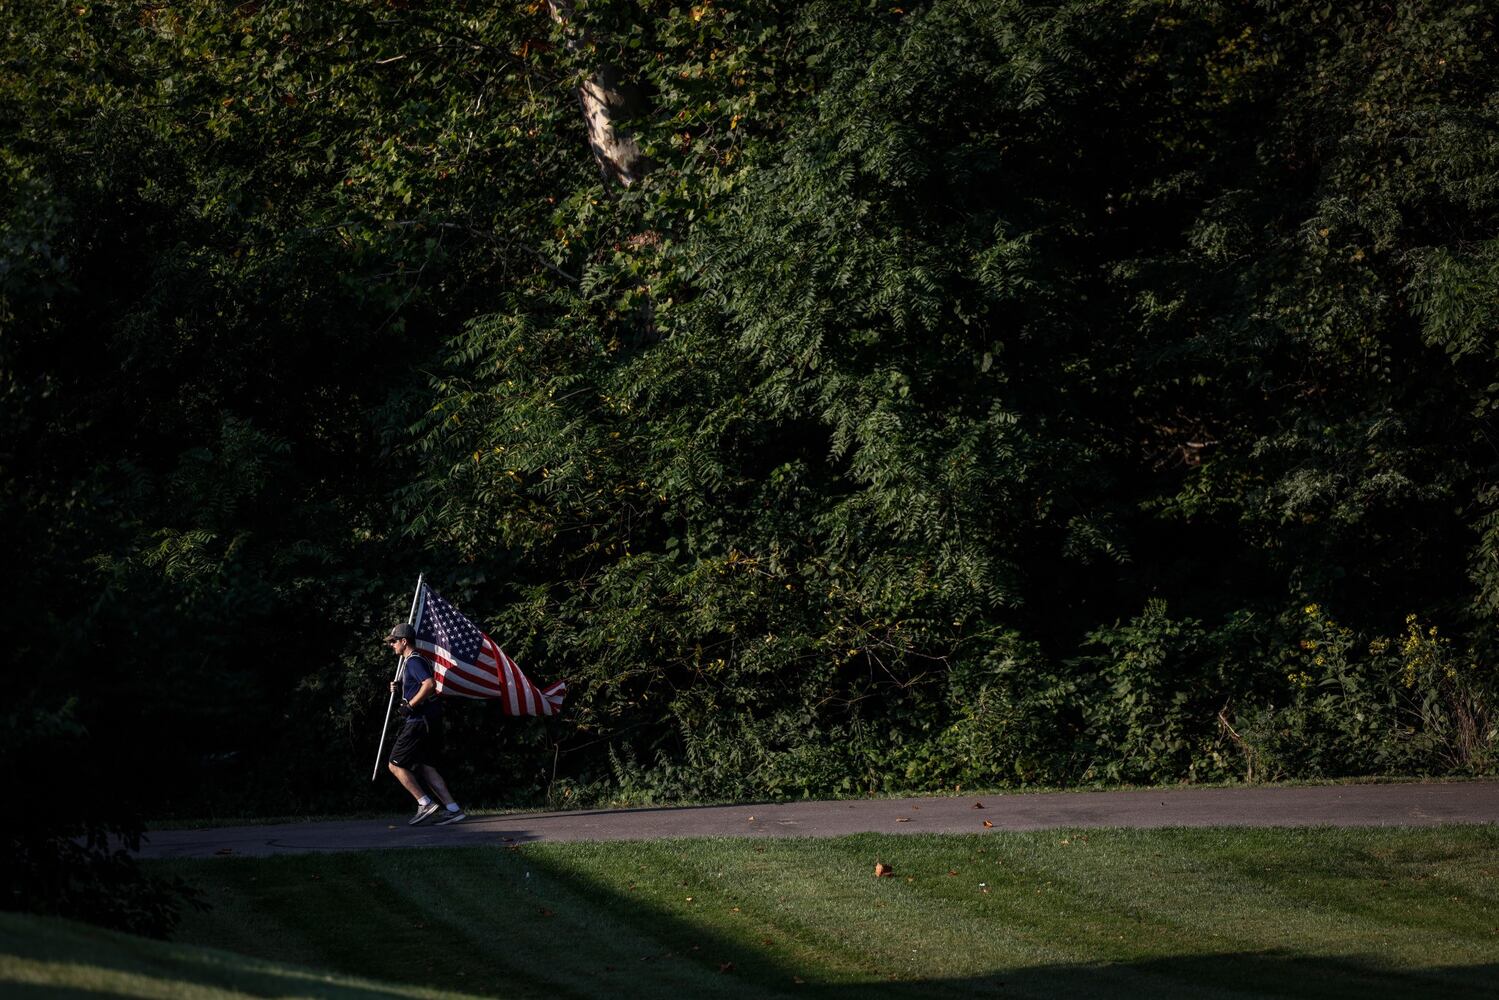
left=385, top=623, right=416, bottom=642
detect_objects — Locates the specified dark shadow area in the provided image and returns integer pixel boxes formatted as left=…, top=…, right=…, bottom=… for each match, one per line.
left=0, top=973, right=421, bottom=1000
left=0, top=913, right=425, bottom=1000
left=5, top=937, right=1494, bottom=1000
left=0, top=988, right=138, bottom=1000
left=886, top=954, right=1499, bottom=999
left=49, top=845, right=1488, bottom=1000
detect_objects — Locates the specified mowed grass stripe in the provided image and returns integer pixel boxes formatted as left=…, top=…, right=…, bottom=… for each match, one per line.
left=995, top=827, right=1497, bottom=967
left=744, top=834, right=1088, bottom=975
left=197, top=850, right=599, bottom=1000
left=386, top=844, right=763, bottom=999
left=138, top=826, right=1498, bottom=999
left=537, top=839, right=867, bottom=988
left=609, top=838, right=909, bottom=979
left=980, top=827, right=1499, bottom=997
left=1205, top=828, right=1499, bottom=952
left=1023, top=828, right=1396, bottom=958
left=1163, top=827, right=1499, bottom=957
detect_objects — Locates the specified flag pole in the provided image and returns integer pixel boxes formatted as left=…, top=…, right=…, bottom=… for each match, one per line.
left=372, top=573, right=424, bottom=781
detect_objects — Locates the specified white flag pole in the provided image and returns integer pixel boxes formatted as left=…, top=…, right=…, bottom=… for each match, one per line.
left=371, top=573, right=425, bottom=781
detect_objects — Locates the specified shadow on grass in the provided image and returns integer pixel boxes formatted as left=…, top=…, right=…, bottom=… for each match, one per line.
left=19, top=840, right=1495, bottom=1000
left=462, top=842, right=1494, bottom=999
left=3, top=941, right=1493, bottom=1000
left=0, top=912, right=424, bottom=999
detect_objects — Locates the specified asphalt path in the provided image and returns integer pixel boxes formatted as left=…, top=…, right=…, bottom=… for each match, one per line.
left=135, top=780, right=1499, bottom=859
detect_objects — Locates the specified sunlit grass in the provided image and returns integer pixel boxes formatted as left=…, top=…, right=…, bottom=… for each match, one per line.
left=4, top=826, right=1495, bottom=998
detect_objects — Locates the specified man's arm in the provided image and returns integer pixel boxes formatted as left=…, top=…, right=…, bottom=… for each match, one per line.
left=407, top=677, right=436, bottom=709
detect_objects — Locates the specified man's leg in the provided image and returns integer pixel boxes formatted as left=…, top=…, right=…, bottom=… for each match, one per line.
left=387, top=761, right=428, bottom=801
left=418, top=765, right=455, bottom=806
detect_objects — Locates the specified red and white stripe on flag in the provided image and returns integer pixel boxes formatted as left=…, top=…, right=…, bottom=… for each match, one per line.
left=423, top=635, right=565, bottom=717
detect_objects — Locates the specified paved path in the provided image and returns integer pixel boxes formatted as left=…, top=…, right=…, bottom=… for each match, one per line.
left=135, top=781, right=1499, bottom=860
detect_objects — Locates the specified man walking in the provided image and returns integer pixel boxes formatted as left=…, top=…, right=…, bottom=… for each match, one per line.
left=385, top=623, right=465, bottom=825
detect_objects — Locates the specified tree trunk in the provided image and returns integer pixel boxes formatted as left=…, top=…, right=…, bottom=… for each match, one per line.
left=546, top=0, right=653, bottom=188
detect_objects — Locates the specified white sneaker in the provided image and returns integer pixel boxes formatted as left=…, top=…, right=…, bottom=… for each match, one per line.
left=409, top=802, right=441, bottom=825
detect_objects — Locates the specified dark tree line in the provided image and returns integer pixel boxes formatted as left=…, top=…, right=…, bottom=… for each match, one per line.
left=2, top=0, right=1496, bottom=934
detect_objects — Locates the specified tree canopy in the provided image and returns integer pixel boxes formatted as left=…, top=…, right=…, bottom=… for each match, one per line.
left=2, top=0, right=1497, bottom=931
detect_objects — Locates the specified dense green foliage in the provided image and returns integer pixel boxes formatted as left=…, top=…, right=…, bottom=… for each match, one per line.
left=403, top=0, right=1499, bottom=798
left=2, top=0, right=1497, bottom=929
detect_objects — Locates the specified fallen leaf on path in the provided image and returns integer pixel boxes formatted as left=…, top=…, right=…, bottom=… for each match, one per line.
left=896, top=817, right=910, bottom=823
left=874, top=862, right=895, bottom=877
left=214, top=848, right=234, bottom=856
left=982, top=820, right=994, bottom=828
left=973, top=802, right=985, bottom=809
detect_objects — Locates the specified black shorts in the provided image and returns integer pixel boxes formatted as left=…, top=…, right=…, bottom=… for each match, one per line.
left=389, top=714, right=443, bottom=769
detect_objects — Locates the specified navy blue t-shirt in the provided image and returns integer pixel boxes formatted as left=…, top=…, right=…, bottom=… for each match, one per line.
left=400, top=653, right=442, bottom=717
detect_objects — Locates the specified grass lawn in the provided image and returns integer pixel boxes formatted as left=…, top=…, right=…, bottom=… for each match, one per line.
left=4, top=826, right=1497, bottom=998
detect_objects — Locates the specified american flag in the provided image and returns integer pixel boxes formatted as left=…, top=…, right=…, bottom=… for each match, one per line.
left=413, top=584, right=566, bottom=716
